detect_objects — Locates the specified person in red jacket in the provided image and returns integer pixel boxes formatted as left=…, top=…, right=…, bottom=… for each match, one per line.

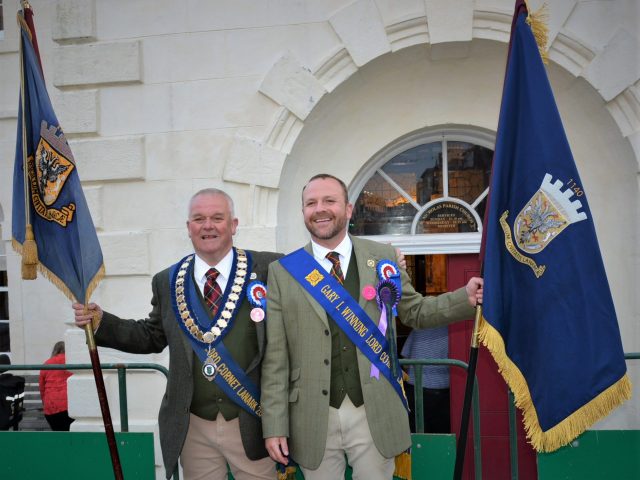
left=39, top=341, right=74, bottom=431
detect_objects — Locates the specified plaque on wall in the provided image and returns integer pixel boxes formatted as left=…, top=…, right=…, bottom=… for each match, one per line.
left=417, top=201, right=478, bottom=233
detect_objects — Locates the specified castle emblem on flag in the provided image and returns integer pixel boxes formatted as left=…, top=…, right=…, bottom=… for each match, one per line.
left=501, top=173, right=588, bottom=277
left=514, top=173, right=587, bottom=253
left=27, top=121, right=76, bottom=226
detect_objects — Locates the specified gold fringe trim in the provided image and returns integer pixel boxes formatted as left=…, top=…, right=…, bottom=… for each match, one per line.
left=525, top=0, right=549, bottom=64
left=394, top=451, right=412, bottom=480
left=12, top=237, right=105, bottom=303
left=479, top=316, right=632, bottom=452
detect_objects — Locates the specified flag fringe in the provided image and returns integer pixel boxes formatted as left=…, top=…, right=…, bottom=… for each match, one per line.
left=12, top=237, right=105, bottom=303
left=525, top=1, right=549, bottom=64
left=394, top=451, right=412, bottom=480
left=478, top=316, right=632, bottom=452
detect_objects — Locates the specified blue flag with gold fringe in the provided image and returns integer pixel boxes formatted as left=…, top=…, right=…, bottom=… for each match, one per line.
left=479, top=1, right=631, bottom=452
left=12, top=6, right=104, bottom=304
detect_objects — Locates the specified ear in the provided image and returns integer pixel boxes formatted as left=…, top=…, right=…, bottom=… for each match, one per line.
left=231, top=217, right=239, bottom=235
left=346, top=202, right=354, bottom=219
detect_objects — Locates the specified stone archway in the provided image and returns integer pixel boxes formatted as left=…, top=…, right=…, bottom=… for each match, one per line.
left=221, top=0, right=639, bottom=253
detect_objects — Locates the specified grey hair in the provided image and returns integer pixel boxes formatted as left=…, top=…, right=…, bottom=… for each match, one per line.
left=188, top=188, right=235, bottom=218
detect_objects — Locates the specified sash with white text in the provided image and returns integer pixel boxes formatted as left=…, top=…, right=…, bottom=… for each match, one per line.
left=279, top=248, right=407, bottom=409
left=169, top=252, right=262, bottom=417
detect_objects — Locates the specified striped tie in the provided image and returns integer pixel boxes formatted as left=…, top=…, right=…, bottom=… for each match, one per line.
left=204, top=268, right=223, bottom=316
left=326, top=251, right=344, bottom=284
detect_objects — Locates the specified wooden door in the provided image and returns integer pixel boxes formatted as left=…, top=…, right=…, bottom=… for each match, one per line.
left=447, top=254, right=537, bottom=480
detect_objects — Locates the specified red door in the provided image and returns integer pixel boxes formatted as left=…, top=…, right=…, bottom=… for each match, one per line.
left=447, top=254, right=537, bottom=480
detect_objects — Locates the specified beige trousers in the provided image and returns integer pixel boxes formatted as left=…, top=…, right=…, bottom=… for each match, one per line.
left=180, top=413, right=276, bottom=480
left=300, top=397, right=395, bottom=480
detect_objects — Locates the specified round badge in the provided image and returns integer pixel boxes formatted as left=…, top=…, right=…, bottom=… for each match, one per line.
left=362, top=285, right=376, bottom=301
left=250, top=308, right=265, bottom=322
left=203, top=363, right=217, bottom=377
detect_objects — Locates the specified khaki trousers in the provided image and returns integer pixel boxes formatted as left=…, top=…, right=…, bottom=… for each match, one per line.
left=301, top=397, right=395, bottom=480
left=181, top=413, right=276, bottom=480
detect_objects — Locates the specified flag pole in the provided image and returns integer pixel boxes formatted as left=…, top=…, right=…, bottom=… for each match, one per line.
left=84, top=308, right=124, bottom=480
left=453, top=302, right=482, bottom=480
left=453, top=3, right=527, bottom=477
left=17, top=3, right=122, bottom=477
left=17, top=5, right=37, bottom=280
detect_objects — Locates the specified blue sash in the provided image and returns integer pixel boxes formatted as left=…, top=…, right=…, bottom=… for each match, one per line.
left=169, top=250, right=262, bottom=417
left=279, top=248, right=407, bottom=409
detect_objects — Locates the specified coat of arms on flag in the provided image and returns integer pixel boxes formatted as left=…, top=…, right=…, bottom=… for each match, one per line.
left=500, top=173, right=588, bottom=278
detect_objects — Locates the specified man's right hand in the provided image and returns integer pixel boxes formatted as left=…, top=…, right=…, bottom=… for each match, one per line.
left=72, top=302, right=103, bottom=330
left=265, top=436, right=289, bottom=465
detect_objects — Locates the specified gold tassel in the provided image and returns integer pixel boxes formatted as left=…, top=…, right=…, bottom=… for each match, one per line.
left=525, top=1, right=549, bottom=64
left=393, top=451, right=412, bottom=480
left=21, top=223, right=38, bottom=280
left=276, top=466, right=297, bottom=480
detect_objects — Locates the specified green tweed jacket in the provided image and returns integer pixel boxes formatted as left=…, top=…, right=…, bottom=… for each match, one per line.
left=261, top=236, right=474, bottom=469
left=95, top=249, right=282, bottom=478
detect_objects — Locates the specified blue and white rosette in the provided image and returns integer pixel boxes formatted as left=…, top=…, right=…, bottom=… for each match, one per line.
left=370, top=279, right=400, bottom=379
left=377, top=259, right=402, bottom=315
left=247, top=281, right=267, bottom=322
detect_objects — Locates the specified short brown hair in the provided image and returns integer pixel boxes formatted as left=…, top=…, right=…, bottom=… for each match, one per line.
left=302, top=174, right=349, bottom=203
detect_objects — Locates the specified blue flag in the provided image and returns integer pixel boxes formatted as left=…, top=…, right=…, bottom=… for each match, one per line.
left=480, top=2, right=631, bottom=452
left=12, top=7, right=104, bottom=304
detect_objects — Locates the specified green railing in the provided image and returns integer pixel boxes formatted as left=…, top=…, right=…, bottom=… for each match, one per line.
left=400, top=358, right=482, bottom=480
left=4, top=362, right=177, bottom=478
left=5, top=352, right=638, bottom=480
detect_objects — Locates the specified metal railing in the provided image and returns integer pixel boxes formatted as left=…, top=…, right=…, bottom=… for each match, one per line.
left=400, top=358, right=482, bottom=480
left=3, top=362, right=176, bottom=478
left=4, top=353, right=639, bottom=480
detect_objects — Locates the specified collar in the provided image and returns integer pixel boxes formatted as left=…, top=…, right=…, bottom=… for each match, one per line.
left=193, top=248, right=234, bottom=286
left=311, top=234, right=353, bottom=276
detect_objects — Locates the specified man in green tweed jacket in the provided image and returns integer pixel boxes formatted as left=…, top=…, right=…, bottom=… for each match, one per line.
left=261, top=174, right=483, bottom=480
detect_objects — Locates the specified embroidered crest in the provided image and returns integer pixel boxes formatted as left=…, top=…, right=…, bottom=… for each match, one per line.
left=26, top=121, right=77, bottom=226
left=502, top=173, right=588, bottom=277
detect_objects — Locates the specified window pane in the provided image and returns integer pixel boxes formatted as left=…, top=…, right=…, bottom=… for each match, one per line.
left=350, top=172, right=417, bottom=235
left=0, top=291, right=7, bottom=319
left=447, top=142, right=492, bottom=204
left=0, top=270, right=7, bottom=287
left=0, top=323, right=9, bottom=352
left=381, top=143, right=443, bottom=204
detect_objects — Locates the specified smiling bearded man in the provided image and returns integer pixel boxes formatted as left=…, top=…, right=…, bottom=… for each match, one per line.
left=73, top=188, right=282, bottom=480
left=261, top=174, right=483, bottom=480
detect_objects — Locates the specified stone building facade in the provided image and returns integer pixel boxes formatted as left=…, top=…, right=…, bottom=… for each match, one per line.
left=0, top=1, right=638, bottom=477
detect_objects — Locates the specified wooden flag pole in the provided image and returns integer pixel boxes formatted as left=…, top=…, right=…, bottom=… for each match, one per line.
left=453, top=303, right=482, bottom=480
left=84, top=310, right=124, bottom=480
left=17, top=8, right=37, bottom=280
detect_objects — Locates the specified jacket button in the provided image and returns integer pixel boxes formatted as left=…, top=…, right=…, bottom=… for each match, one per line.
left=324, top=330, right=330, bottom=336
left=324, top=359, right=329, bottom=365
left=322, top=389, right=328, bottom=395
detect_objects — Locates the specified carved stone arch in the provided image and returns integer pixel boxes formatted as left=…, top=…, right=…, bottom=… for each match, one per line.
left=222, top=0, right=640, bottom=246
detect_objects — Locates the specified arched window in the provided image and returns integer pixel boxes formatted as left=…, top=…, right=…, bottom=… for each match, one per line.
left=349, top=128, right=494, bottom=254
